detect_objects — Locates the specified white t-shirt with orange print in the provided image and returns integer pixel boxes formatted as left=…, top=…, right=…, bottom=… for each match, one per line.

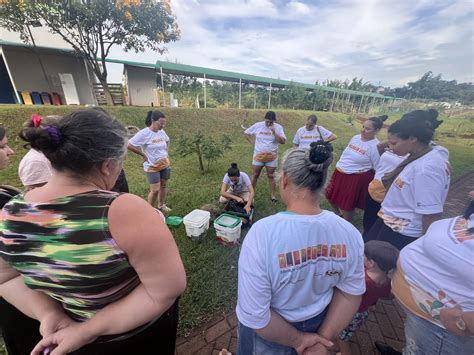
left=293, top=125, right=333, bottom=149
left=393, top=214, right=474, bottom=328
left=129, top=127, right=170, bottom=172
left=244, top=122, right=286, bottom=157
left=336, top=134, right=380, bottom=174
left=379, top=149, right=450, bottom=238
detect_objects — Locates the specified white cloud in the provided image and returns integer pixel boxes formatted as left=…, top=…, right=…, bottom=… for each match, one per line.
left=104, top=0, right=474, bottom=87
left=286, top=1, right=311, bottom=14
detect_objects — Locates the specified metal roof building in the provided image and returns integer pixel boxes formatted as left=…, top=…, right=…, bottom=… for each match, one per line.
left=0, top=40, right=399, bottom=109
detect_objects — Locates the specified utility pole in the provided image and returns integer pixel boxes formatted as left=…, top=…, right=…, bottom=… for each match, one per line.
left=238, top=78, right=242, bottom=109
left=268, top=83, right=272, bottom=109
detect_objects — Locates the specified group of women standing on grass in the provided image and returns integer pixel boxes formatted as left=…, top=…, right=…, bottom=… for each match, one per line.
left=0, top=107, right=472, bottom=355
left=234, top=108, right=472, bottom=355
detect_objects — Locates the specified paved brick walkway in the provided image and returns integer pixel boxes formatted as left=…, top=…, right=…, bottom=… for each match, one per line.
left=176, top=170, right=474, bottom=355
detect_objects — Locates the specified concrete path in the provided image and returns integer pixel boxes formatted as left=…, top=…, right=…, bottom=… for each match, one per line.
left=176, top=170, right=474, bottom=355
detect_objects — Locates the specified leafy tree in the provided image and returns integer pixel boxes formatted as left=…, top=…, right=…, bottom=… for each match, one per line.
left=175, top=132, right=232, bottom=173
left=0, top=0, right=180, bottom=104
left=159, top=73, right=202, bottom=106
left=384, top=71, right=474, bottom=104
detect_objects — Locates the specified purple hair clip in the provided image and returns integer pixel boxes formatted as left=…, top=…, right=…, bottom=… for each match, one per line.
left=46, top=126, right=62, bottom=147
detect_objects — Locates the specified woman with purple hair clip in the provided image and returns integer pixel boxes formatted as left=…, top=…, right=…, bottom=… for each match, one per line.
left=0, top=109, right=186, bottom=354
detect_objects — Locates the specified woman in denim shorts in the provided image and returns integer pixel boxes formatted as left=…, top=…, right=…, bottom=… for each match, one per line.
left=128, top=110, right=172, bottom=212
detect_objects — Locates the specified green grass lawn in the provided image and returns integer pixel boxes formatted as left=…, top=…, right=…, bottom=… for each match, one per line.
left=0, top=105, right=472, bottom=339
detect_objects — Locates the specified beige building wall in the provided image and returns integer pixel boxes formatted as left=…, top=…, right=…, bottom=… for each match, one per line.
left=125, top=65, right=157, bottom=106
left=3, top=46, right=95, bottom=105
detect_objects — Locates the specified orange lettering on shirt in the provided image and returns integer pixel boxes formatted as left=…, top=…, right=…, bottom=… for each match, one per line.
left=349, top=144, right=367, bottom=155
left=394, top=177, right=405, bottom=188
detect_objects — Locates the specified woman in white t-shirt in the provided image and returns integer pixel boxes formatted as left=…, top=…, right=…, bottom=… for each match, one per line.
left=365, top=109, right=450, bottom=250
left=244, top=111, right=286, bottom=202
left=325, top=115, right=388, bottom=221
left=219, top=162, right=254, bottom=214
left=293, top=114, right=337, bottom=149
left=18, top=115, right=60, bottom=191
left=128, top=110, right=172, bottom=212
left=382, top=199, right=474, bottom=355
left=236, top=142, right=365, bottom=354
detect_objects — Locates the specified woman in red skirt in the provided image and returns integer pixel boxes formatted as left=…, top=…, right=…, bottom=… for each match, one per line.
left=326, top=115, right=387, bottom=221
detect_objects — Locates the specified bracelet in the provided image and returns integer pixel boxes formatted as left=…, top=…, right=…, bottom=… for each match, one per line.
left=455, top=315, right=467, bottom=331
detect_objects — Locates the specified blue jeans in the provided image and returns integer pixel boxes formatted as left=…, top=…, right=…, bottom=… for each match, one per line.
left=237, top=309, right=327, bottom=355
left=403, top=310, right=474, bottom=355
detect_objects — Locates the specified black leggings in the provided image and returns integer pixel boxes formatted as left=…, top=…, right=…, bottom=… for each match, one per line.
left=363, top=218, right=416, bottom=250
left=0, top=298, right=179, bottom=355
left=0, top=298, right=42, bottom=355
left=362, top=194, right=381, bottom=235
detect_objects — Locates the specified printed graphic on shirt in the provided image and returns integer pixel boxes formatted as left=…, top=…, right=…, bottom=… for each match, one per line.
left=348, top=144, right=368, bottom=155
left=378, top=209, right=410, bottom=233
left=449, top=216, right=474, bottom=244
left=149, top=138, right=165, bottom=144
left=301, top=134, right=322, bottom=140
left=409, top=283, right=457, bottom=322
left=278, top=243, right=347, bottom=271
left=394, top=177, right=405, bottom=189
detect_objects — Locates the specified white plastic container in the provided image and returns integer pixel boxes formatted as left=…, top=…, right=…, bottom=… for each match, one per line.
left=214, top=214, right=242, bottom=246
left=183, top=209, right=211, bottom=241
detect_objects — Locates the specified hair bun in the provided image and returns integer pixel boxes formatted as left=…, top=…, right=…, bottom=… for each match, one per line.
left=427, top=109, right=442, bottom=129
left=378, top=115, right=388, bottom=122
left=230, top=162, right=238, bottom=168
left=19, top=125, right=60, bottom=152
left=305, top=141, right=333, bottom=172
left=427, top=109, right=439, bottom=119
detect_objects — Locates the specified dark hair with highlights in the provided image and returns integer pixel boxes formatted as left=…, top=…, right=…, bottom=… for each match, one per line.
left=19, top=109, right=127, bottom=175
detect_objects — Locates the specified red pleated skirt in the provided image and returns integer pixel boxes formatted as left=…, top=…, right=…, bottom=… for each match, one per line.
left=325, top=169, right=375, bottom=211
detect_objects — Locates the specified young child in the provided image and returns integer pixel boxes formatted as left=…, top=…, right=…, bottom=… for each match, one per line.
left=337, top=240, right=399, bottom=355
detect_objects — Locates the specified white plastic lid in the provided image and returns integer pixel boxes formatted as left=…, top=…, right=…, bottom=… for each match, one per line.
left=183, top=209, right=211, bottom=225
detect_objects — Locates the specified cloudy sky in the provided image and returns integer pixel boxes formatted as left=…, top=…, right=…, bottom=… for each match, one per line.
left=3, top=0, right=471, bottom=87
left=106, top=0, right=473, bottom=87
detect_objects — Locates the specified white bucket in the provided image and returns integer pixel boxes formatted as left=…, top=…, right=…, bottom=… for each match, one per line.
left=214, top=214, right=242, bottom=246
left=183, top=209, right=211, bottom=240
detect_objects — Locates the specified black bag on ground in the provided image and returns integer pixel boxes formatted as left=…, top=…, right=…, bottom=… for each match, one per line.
left=224, top=200, right=254, bottom=225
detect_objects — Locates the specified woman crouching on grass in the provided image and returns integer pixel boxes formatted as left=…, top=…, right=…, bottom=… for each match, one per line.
left=236, top=142, right=365, bottom=355
left=219, top=162, right=254, bottom=214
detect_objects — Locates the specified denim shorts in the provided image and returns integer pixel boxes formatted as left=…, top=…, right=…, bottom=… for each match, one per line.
left=403, top=307, right=474, bottom=355
left=146, top=167, right=171, bottom=184
left=252, top=158, right=278, bottom=168
left=237, top=308, right=327, bottom=355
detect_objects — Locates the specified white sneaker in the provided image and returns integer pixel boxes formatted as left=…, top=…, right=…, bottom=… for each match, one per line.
left=159, top=204, right=172, bottom=213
